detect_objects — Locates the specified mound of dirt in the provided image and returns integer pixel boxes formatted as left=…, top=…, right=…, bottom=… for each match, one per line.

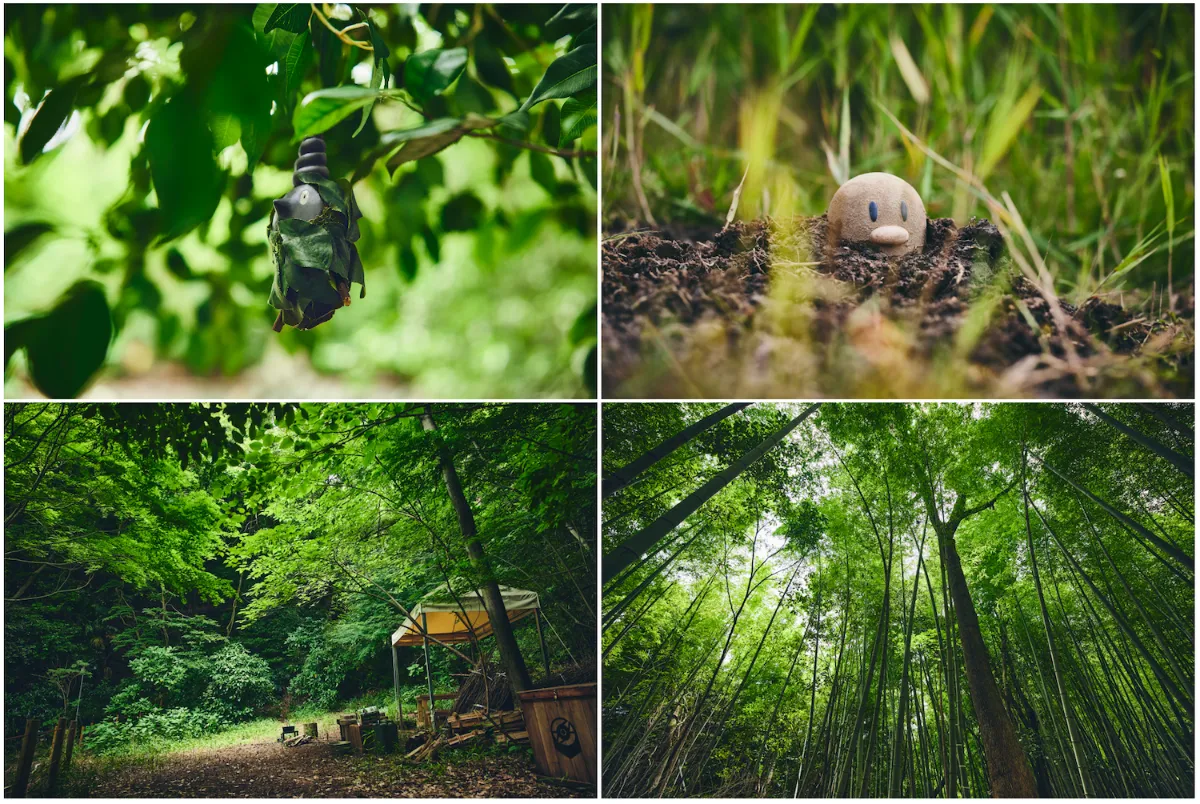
left=602, top=216, right=1193, bottom=397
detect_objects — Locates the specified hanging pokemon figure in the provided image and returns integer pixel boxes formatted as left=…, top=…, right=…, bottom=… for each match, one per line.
left=268, top=135, right=365, bottom=331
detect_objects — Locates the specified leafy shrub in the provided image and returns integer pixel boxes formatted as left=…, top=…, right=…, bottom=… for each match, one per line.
left=201, top=644, right=274, bottom=721
left=92, top=639, right=277, bottom=753
left=85, top=707, right=226, bottom=755
left=285, top=624, right=352, bottom=710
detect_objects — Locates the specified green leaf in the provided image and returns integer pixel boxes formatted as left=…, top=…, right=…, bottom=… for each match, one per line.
left=529, top=151, right=557, bottom=195
left=568, top=301, right=597, bottom=345
left=1158, top=154, right=1175, bottom=239
left=240, top=113, right=269, bottom=169
left=977, top=83, right=1041, bottom=181
left=5, top=222, right=55, bottom=267
left=265, top=3, right=310, bottom=33
left=211, top=114, right=242, bottom=150
left=293, top=86, right=389, bottom=139
left=544, top=4, right=597, bottom=39
left=123, top=74, right=151, bottom=112
left=278, top=217, right=333, bottom=270
left=558, top=91, right=596, bottom=145
left=381, top=115, right=495, bottom=176
left=19, top=76, right=87, bottom=164
left=579, top=156, right=597, bottom=191
left=404, top=47, right=468, bottom=105
left=23, top=281, right=113, bottom=398
left=252, top=3, right=276, bottom=33
left=284, top=261, right=343, bottom=307
left=146, top=93, right=223, bottom=241
left=519, top=44, right=596, bottom=112
left=473, top=36, right=516, bottom=99
left=496, top=109, right=531, bottom=139
left=420, top=225, right=441, bottom=262
left=354, top=18, right=389, bottom=137
left=398, top=246, right=418, bottom=281
left=165, top=248, right=193, bottom=279
left=283, top=30, right=313, bottom=108
left=440, top=193, right=485, bottom=232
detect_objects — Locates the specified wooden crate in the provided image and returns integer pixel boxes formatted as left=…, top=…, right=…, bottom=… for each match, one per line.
left=517, top=683, right=596, bottom=786
left=416, top=693, right=457, bottom=730
left=446, top=709, right=524, bottom=731
left=346, top=723, right=363, bottom=752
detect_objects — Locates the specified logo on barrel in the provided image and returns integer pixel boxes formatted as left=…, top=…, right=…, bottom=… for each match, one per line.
left=550, top=717, right=581, bottom=758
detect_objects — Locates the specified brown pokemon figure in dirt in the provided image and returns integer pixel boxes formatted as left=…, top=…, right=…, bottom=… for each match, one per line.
left=827, top=172, right=926, bottom=257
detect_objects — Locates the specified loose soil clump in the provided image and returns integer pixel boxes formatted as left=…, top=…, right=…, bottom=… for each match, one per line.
left=602, top=215, right=1192, bottom=397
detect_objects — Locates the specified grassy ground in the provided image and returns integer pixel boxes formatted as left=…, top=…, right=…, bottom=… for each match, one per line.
left=601, top=4, right=1194, bottom=397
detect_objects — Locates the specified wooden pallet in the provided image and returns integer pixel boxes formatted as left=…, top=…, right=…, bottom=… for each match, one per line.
left=493, top=730, right=530, bottom=745
left=446, top=709, right=524, bottom=731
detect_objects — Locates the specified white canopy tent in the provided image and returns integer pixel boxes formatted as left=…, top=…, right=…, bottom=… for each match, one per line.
left=390, top=584, right=549, bottom=730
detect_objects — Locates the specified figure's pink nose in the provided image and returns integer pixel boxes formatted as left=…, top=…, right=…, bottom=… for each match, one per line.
left=870, top=225, right=909, bottom=245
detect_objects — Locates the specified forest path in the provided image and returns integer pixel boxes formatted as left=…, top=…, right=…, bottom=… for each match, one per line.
left=72, top=740, right=582, bottom=798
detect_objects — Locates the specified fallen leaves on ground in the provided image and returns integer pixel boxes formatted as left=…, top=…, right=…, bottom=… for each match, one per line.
left=69, top=741, right=587, bottom=798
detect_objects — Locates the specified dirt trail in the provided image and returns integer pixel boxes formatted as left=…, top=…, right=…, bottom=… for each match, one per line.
left=69, top=741, right=584, bottom=798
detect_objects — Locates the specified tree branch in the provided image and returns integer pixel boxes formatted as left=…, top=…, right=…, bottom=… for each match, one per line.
left=466, top=131, right=597, bottom=159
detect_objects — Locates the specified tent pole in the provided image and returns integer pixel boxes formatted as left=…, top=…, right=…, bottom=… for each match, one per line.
left=391, top=643, right=403, bottom=729
left=535, top=609, right=550, bottom=679
left=422, top=613, right=436, bottom=733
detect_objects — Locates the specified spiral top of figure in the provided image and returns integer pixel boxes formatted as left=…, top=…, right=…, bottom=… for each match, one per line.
left=268, top=135, right=365, bottom=332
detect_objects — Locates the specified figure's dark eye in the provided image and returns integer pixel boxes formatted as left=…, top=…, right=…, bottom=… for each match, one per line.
left=901, top=200, right=908, bottom=221
left=869, top=201, right=878, bottom=222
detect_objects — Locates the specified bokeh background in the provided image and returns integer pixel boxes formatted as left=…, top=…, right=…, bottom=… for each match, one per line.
left=5, top=4, right=598, bottom=399
left=602, top=3, right=1194, bottom=311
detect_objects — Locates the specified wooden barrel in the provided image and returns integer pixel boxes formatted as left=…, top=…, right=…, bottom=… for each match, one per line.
left=517, top=683, right=596, bottom=786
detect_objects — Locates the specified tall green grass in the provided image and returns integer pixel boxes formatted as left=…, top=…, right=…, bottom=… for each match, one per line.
left=603, top=3, right=1194, bottom=305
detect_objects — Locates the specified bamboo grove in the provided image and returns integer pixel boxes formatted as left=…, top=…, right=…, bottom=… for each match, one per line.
left=600, top=403, right=1194, bottom=797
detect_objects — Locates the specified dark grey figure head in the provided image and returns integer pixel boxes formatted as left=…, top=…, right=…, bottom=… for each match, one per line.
left=273, top=136, right=329, bottom=222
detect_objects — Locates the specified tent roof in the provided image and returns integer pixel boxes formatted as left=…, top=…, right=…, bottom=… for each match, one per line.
left=391, top=584, right=540, bottom=647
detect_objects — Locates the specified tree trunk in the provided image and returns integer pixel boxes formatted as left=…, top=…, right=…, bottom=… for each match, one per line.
left=602, top=403, right=819, bottom=583
left=421, top=406, right=532, bottom=693
left=938, top=521, right=1038, bottom=796
left=890, top=523, right=928, bottom=796
left=603, top=403, right=750, bottom=497
left=919, top=479, right=1039, bottom=798
left=1022, top=443, right=1091, bottom=795
left=1136, top=403, right=1194, bottom=441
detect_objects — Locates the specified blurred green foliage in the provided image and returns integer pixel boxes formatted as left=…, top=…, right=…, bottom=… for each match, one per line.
left=5, top=3, right=598, bottom=398
left=603, top=3, right=1193, bottom=305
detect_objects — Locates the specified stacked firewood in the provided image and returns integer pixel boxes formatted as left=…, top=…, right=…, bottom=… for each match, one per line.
left=452, top=667, right=514, bottom=713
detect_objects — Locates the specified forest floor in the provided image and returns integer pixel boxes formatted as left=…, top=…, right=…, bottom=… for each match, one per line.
left=601, top=216, right=1193, bottom=398
left=65, top=740, right=583, bottom=798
